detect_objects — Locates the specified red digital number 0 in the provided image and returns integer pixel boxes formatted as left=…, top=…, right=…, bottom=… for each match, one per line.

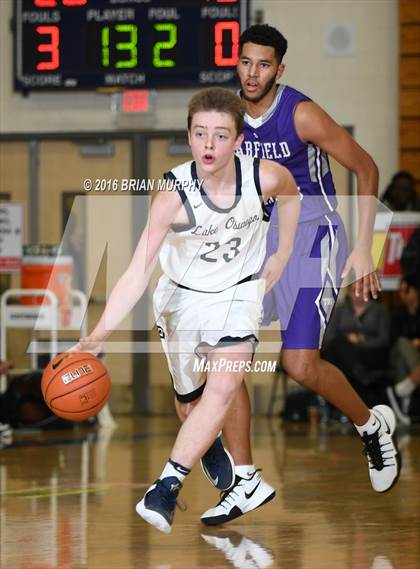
left=62, top=0, right=88, bottom=5
left=34, top=0, right=57, bottom=6
left=34, top=0, right=87, bottom=5
left=36, top=26, right=60, bottom=70
left=214, top=21, right=239, bottom=66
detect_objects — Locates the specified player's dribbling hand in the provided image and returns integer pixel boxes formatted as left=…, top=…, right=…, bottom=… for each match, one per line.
left=262, top=253, right=289, bottom=293
left=68, top=335, right=104, bottom=356
left=341, top=245, right=381, bottom=301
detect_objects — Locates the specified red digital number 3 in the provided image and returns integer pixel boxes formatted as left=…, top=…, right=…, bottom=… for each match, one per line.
left=36, top=26, right=60, bottom=70
left=214, top=21, right=239, bottom=66
left=34, top=0, right=57, bottom=6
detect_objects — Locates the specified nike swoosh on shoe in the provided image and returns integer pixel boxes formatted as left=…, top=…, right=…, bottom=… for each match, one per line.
left=202, top=465, right=219, bottom=487
left=245, top=481, right=261, bottom=500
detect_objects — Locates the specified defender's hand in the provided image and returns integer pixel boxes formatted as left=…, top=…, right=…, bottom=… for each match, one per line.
left=341, top=245, right=381, bottom=301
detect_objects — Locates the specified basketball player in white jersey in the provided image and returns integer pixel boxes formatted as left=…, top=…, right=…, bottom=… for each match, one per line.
left=73, top=87, right=301, bottom=533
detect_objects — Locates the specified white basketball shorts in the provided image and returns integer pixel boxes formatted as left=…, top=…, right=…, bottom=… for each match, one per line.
left=153, top=274, right=265, bottom=402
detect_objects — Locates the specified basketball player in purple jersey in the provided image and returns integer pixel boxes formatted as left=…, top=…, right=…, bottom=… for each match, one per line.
left=199, top=24, right=401, bottom=526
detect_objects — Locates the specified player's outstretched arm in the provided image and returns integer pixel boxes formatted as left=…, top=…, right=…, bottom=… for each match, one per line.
left=294, top=100, right=381, bottom=300
left=260, top=160, right=301, bottom=292
left=72, top=189, right=182, bottom=353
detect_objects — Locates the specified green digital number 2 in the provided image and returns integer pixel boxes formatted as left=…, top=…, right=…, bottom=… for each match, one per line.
left=153, top=23, right=177, bottom=68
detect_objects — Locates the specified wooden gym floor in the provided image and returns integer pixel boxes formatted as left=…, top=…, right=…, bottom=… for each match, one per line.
left=0, top=416, right=419, bottom=569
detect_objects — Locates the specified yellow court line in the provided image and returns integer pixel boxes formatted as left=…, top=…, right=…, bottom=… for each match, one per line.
left=20, top=487, right=108, bottom=499
left=0, top=482, right=148, bottom=499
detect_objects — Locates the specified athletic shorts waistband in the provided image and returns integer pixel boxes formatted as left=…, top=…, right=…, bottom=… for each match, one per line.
left=173, top=273, right=258, bottom=294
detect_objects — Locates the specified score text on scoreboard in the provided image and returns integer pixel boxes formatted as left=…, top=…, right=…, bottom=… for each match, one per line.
left=14, top=0, right=250, bottom=90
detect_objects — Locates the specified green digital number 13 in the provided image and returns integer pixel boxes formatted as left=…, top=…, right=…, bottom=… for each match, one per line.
left=102, top=24, right=138, bottom=69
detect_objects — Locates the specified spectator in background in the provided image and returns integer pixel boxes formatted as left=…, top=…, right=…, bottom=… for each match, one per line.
left=386, top=276, right=420, bottom=425
left=381, top=171, right=420, bottom=212
left=400, top=227, right=420, bottom=289
left=322, top=284, right=391, bottom=409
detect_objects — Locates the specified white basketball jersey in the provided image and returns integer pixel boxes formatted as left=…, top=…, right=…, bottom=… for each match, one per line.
left=159, top=154, right=272, bottom=292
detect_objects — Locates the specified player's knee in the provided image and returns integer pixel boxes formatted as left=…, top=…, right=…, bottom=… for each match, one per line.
left=282, top=357, right=318, bottom=389
left=205, top=374, right=242, bottom=406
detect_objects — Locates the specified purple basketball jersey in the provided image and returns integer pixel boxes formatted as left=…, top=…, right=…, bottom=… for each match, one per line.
left=238, top=85, right=338, bottom=223
left=238, top=85, right=349, bottom=347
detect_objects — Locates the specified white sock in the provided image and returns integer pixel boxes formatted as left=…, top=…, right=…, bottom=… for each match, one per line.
left=235, top=464, right=256, bottom=478
left=160, top=459, right=190, bottom=483
left=395, top=377, right=416, bottom=397
left=355, top=412, right=379, bottom=436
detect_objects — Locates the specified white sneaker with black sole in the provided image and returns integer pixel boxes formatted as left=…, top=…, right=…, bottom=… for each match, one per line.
left=361, top=405, right=401, bottom=493
left=201, top=469, right=275, bottom=526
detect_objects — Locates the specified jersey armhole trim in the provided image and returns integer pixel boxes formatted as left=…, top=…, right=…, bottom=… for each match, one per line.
left=254, top=158, right=273, bottom=222
left=253, top=158, right=262, bottom=197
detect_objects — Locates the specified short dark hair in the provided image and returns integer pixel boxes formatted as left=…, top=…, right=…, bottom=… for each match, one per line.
left=239, top=24, right=288, bottom=63
left=187, top=87, right=244, bottom=135
left=401, top=275, right=419, bottom=291
left=391, top=171, right=415, bottom=186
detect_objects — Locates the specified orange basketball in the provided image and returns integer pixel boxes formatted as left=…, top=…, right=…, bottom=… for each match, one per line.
left=41, top=352, right=111, bottom=422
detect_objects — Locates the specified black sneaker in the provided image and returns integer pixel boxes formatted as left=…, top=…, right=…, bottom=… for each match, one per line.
left=201, top=436, right=235, bottom=491
left=201, top=469, right=275, bottom=526
left=361, top=405, right=401, bottom=492
left=136, top=476, right=181, bottom=534
left=385, top=386, right=411, bottom=426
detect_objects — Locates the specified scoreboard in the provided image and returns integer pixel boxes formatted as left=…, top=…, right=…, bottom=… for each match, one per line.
left=14, top=0, right=250, bottom=91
